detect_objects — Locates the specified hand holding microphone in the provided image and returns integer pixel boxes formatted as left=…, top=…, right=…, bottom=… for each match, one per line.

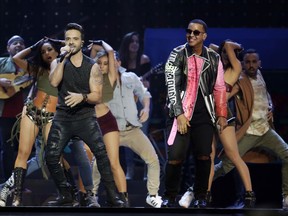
left=59, top=46, right=73, bottom=62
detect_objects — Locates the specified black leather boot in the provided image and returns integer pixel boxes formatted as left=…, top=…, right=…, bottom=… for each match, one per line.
left=193, top=191, right=211, bottom=208
left=244, top=191, right=256, bottom=208
left=12, top=167, right=26, bottom=207
left=161, top=196, right=177, bottom=208
left=47, top=167, right=79, bottom=207
left=78, top=191, right=87, bottom=206
left=206, top=191, right=213, bottom=207
left=119, top=192, right=130, bottom=207
left=95, top=148, right=125, bottom=208
left=48, top=185, right=74, bottom=206
left=64, top=168, right=79, bottom=205
left=105, top=186, right=125, bottom=207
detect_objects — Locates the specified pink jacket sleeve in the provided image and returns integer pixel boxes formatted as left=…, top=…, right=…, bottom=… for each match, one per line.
left=213, top=59, right=227, bottom=118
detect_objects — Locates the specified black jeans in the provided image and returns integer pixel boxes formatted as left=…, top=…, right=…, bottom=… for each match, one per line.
left=164, top=116, right=214, bottom=199
left=45, top=116, right=114, bottom=190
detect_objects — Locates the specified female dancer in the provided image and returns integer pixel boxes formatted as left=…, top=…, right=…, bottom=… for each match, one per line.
left=179, top=40, right=255, bottom=208
left=0, top=38, right=60, bottom=207
left=87, top=40, right=128, bottom=207
left=0, top=39, right=96, bottom=207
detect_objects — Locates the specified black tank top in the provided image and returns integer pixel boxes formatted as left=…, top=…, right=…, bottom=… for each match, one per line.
left=54, top=55, right=96, bottom=121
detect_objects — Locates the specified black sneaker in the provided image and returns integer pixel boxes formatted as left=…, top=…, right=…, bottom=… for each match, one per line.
left=119, top=192, right=130, bottom=208
left=244, top=191, right=256, bottom=208
left=206, top=191, right=213, bottom=207
left=192, top=199, right=207, bottom=208
left=85, top=190, right=100, bottom=208
left=161, top=197, right=177, bottom=208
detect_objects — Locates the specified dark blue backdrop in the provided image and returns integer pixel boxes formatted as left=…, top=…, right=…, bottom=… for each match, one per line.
left=144, top=28, right=288, bottom=71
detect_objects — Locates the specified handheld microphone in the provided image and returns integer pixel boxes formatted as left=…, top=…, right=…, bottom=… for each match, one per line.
left=59, top=51, right=69, bottom=63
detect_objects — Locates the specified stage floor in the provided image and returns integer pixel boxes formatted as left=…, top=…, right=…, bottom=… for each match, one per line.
left=0, top=206, right=286, bottom=216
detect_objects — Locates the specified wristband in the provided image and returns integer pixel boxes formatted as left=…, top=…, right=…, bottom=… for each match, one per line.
left=82, top=94, right=88, bottom=102
left=89, top=40, right=103, bottom=46
left=30, top=45, right=37, bottom=51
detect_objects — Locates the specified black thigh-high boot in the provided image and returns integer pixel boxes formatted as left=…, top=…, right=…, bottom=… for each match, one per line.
left=162, top=162, right=183, bottom=207
left=94, top=145, right=124, bottom=207
left=12, top=167, right=26, bottom=207
left=193, top=158, right=211, bottom=208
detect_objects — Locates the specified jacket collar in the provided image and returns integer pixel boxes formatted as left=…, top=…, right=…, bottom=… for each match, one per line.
left=185, top=45, right=210, bottom=72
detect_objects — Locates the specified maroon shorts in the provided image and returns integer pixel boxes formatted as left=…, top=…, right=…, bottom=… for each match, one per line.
left=97, top=110, right=119, bottom=135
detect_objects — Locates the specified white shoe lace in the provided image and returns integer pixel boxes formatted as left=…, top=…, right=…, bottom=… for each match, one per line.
left=6, top=173, right=15, bottom=188
left=0, top=173, right=15, bottom=203
left=0, top=186, right=11, bottom=201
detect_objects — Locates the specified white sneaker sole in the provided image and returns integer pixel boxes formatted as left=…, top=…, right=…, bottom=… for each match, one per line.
left=0, top=200, right=6, bottom=207
left=178, top=193, right=194, bottom=208
left=179, top=199, right=190, bottom=208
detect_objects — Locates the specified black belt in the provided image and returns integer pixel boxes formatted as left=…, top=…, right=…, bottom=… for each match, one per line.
left=126, top=122, right=133, bottom=127
left=125, top=122, right=134, bottom=131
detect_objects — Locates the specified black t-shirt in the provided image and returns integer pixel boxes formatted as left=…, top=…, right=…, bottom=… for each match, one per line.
left=54, top=55, right=96, bottom=121
left=191, top=90, right=211, bottom=124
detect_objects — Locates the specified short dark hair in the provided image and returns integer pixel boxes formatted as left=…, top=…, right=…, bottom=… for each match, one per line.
left=65, top=23, right=85, bottom=40
left=189, top=19, right=207, bottom=32
left=244, top=48, right=257, bottom=55
left=243, top=48, right=260, bottom=59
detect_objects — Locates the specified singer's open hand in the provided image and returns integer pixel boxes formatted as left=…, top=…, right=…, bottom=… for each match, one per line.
left=65, top=91, right=83, bottom=107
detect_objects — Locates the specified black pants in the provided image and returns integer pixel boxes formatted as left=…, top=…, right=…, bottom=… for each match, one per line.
left=0, top=117, right=18, bottom=181
left=45, top=116, right=114, bottom=190
left=164, top=117, right=214, bottom=199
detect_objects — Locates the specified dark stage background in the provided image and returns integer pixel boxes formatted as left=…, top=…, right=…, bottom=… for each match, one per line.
left=0, top=0, right=288, bottom=56
left=1, top=0, right=287, bottom=139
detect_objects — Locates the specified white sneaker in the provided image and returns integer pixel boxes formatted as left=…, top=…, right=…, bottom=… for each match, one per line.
left=0, top=174, right=15, bottom=207
left=179, top=187, right=194, bottom=208
left=146, top=194, right=163, bottom=208
left=0, top=185, right=13, bottom=207
left=283, top=195, right=288, bottom=210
